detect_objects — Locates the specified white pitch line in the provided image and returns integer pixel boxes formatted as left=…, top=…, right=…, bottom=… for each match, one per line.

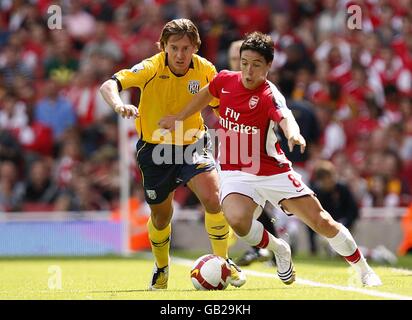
left=172, top=257, right=412, bottom=300
left=389, top=267, right=412, bottom=275
left=246, top=269, right=412, bottom=300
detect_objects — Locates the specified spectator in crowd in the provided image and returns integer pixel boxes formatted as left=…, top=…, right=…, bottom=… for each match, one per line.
left=22, top=159, right=59, bottom=209
left=0, top=44, right=32, bottom=88
left=163, top=0, right=202, bottom=21
left=0, top=129, right=23, bottom=164
left=309, top=160, right=359, bottom=254
left=54, top=133, right=83, bottom=189
left=107, top=9, right=142, bottom=67
left=0, top=161, right=25, bottom=212
left=0, top=0, right=410, bottom=221
left=0, top=90, right=28, bottom=131
left=279, top=99, right=320, bottom=181
left=87, top=145, right=120, bottom=208
left=316, top=0, right=346, bottom=41
left=64, top=0, right=97, bottom=48
left=316, top=104, right=346, bottom=160
left=12, top=100, right=53, bottom=158
left=66, top=64, right=111, bottom=129
left=227, top=40, right=243, bottom=73
left=132, top=2, right=168, bottom=62
left=309, top=160, right=398, bottom=265
left=83, top=0, right=115, bottom=23
left=270, top=12, right=302, bottom=70
left=55, top=167, right=110, bottom=212
left=44, top=30, right=79, bottom=85
left=34, top=78, right=77, bottom=142
left=197, top=0, right=240, bottom=70
left=363, top=150, right=410, bottom=207
left=227, top=0, right=270, bottom=36
left=81, top=21, right=123, bottom=67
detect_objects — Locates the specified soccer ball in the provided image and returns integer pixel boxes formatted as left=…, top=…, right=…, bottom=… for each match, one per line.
left=190, top=254, right=231, bottom=290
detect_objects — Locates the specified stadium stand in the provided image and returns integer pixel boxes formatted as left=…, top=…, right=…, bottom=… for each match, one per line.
left=0, top=0, right=411, bottom=255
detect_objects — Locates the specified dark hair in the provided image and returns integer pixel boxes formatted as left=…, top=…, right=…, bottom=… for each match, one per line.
left=314, top=160, right=336, bottom=180
left=158, top=19, right=201, bottom=51
left=240, top=32, right=274, bottom=63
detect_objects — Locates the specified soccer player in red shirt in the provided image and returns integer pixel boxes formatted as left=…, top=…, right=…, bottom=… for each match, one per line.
left=160, top=32, right=382, bottom=287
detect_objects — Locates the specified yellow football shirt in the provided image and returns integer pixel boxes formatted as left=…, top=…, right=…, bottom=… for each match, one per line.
left=113, top=51, right=218, bottom=145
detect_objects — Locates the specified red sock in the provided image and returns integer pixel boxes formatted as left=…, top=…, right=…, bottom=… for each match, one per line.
left=256, top=229, right=269, bottom=248
left=344, top=248, right=361, bottom=264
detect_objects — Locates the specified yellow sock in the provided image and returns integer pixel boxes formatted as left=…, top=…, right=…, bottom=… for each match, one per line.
left=227, top=226, right=238, bottom=248
left=147, top=218, right=171, bottom=268
left=205, top=211, right=229, bottom=259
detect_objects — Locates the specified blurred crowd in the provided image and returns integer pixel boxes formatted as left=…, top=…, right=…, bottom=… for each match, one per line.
left=0, top=0, right=411, bottom=213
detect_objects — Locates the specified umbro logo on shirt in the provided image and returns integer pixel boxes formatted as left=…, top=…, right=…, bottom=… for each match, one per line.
left=159, top=75, right=169, bottom=79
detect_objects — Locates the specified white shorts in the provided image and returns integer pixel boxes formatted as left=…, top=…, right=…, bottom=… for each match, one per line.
left=218, top=169, right=314, bottom=216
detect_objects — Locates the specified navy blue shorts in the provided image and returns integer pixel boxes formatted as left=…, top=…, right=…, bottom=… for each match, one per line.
left=136, top=132, right=215, bottom=204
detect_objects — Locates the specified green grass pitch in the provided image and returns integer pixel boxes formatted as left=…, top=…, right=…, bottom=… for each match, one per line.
left=1, top=252, right=412, bottom=300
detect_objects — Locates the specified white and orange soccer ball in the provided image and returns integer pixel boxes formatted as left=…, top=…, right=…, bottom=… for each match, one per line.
left=190, top=254, right=232, bottom=290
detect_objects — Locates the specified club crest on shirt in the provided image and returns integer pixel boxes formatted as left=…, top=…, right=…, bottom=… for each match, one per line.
left=188, top=80, right=200, bottom=94
left=249, top=96, right=259, bottom=109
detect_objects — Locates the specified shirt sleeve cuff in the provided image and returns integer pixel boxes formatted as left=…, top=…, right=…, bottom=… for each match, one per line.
left=110, top=76, right=123, bottom=92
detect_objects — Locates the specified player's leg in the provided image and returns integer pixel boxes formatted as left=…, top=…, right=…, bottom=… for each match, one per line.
left=180, top=133, right=246, bottom=287
left=187, top=169, right=246, bottom=287
left=147, top=192, right=175, bottom=290
left=280, top=195, right=382, bottom=286
left=187, top=169, right=229, bottom=258
left=235, top=209, right=275, bottom=266
left=255, top=209, right=277, bottom=261
left=307, top=225, right=318, bottom=255
left=136, top=140, right=177, bottom=290
left=148, top=191, right=174, bottom=264
left=223, top=193, right=295, bottom=285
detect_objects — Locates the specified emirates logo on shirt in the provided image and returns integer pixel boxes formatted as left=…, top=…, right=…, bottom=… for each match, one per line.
left=249, top=96, right=259, bottom=109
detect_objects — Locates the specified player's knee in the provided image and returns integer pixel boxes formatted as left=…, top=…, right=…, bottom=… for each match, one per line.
left=150, top=210, right=173, bottom=230
left=314, top=214, right=338, bottom=238
left=200, top=191, right=221, bottom=213
left=225, top=213, right=248, bottom=236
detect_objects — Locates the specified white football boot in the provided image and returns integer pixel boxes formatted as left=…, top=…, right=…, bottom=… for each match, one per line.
left=360, top=267, right=382, bottom=287
left=274, top=238, right=296, bottom=285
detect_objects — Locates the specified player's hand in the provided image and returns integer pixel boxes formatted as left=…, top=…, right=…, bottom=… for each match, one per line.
left=114, top=104, right=139, bottom=119
left=158, top=115, right=179, bottom=131
left=288, top=134, right=306, bottom=153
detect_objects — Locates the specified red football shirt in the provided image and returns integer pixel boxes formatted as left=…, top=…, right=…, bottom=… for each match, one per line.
left=209, top=70, right=292, bottom=176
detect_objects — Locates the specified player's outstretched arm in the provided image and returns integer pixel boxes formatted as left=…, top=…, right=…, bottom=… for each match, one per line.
left=100, top=79, right=139, bottom=119
left=279, top=115, right=306, bottom=153
left=158, top=84, right=213, bottom=130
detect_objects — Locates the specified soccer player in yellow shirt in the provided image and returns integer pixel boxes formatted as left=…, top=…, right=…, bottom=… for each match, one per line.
left=100, top=18, right=245, bottom=290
